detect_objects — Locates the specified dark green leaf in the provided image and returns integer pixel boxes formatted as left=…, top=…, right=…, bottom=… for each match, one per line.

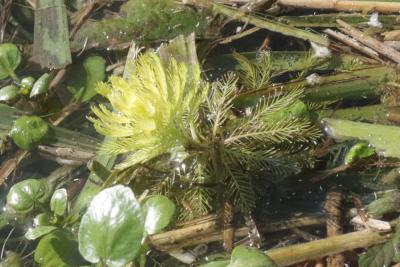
left=0, top=43, right=21, bottom=80
left=344, top=142, right=375, bottom=165
left=228, top=246, right=277, bottom=267
left=359, top=229, right=400, bottom=267
left=34, top=231, right=83, bottom=267
left=67, top=54, right=106, bottom=103
left=30, top=73, right=50, bottom=98
left=0, top=85, right=19, bottom=102
left=10, top=115, right=49, bottom=150
left=50, top=188, right=67, bottom=216
left=7, top=179, right=49, bottom=213
left=78, top=185, right=144, bottom=267
left=142, top=195, right=175, bottom=235
left=25, top=225, right=57, bottom=240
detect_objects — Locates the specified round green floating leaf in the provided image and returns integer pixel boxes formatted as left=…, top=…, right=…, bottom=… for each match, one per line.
left=34, top=231, right=83, bottom=267
left=30, top=73, right=50, bottom=98
left=20, top=76, right=35, bottom=95
left=50, top=188, right=67, bottom=216
left=7, top=178, right=49, bottom=213
left=228, top=246, right=277, bottom=267
left=142, top=195, right=175, bottom=235
left=25, top=225, right=57, bottom=240
left=0, top=85, right=19, bottom=102
left=0, top=43, right=21, bottom=80
left=10, top=115, right=49, bottom=150
left=78, top=185, right=145, bottom=267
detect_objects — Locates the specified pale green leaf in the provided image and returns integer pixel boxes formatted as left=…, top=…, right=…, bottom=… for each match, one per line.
left=50, top=188, right=67, bottom=216
left=142, top=195, right=175, bottom=235
left=25, top=225, right=57, bottom=240
left=78, top=185, right=144, bottom=267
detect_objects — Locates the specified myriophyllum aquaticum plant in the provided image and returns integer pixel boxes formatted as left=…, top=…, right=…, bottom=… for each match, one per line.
left=89, top=49, right=321, bottom=219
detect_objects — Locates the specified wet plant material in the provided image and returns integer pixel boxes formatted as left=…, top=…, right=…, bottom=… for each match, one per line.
left=3, top=0, right=400, bottom=266
left=89, top=49, right=321, bottom=220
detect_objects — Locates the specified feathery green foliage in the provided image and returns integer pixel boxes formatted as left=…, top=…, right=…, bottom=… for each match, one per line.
left=89, top=52, right=208, bottom=169
left=233, top=52, right=272, bottom=91
left=90, top=50, right=321, bottom=217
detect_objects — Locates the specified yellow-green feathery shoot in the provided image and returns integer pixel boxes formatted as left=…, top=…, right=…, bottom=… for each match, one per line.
left=89, top=52, right=209, bottom=169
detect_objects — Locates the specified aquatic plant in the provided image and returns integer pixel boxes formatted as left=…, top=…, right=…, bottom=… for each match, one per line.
left=89, top=50, right=321, bottom=219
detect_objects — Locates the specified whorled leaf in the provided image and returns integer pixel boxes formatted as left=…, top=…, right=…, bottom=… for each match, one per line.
left=142, top=195, right=175, bottom=235
left=0, top=43, right=21, bottom=80
left=7, top=179, right=49, bottom=213
left=88, top=51, right=208, bottom=169
left=10, top=115, right=49, bottom=150
left=78, top=185, right=144, bottom=267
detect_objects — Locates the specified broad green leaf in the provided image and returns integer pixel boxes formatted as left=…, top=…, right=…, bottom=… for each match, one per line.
left=25, top=225, right=57, bottom=240
left=0, top=85, right=19, bottom=102
left=359, top=229, right=400, bottom=267
left=67, top=54, right=106, bottom=103
left=198, top=261, right=230, bottom=267
left=33, top=213, right=51, bottom=226
left=30, top=73, right=50, bottom=98
left=50, top=188, right=67, bottom=216
left=10, top=115, right=49, bottom=150
left=34, top=231, right=83, bottom=267
left=0, top=251, right=21, bottom=267
left=142, top=195, right=175, bottom=235
left=344, top=142, right=375, bottom=165
left=78, top=185, right=144, bottom=267
left=20, top=76, right=35, bottom=95
left=0, top=43, right=21, bottom=80
left=7, top=179, right=49, bottom=213
left=228, top=246, right=277, bottom=267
